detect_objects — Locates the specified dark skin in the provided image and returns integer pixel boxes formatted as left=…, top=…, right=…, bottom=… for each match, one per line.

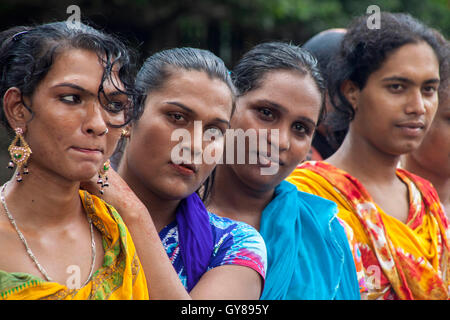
left=326, top=41, right=440, bottom=223
left=0, top=49, right=126, bottom=285
left=207, top=70, right=322, bottom=230
left=403, top=85, right=450, bottom=218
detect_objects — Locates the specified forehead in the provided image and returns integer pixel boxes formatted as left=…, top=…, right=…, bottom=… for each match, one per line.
left=238, top=70, right=322, bottom=117
left=149, top=69, right=233, bottom=116
left=371, top=41, right=440, bottom=81
left=38, top=48, right=123, bottom=92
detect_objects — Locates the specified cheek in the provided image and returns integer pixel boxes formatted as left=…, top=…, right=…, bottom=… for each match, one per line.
left=104, top=130, right=122, bottom=159
left=421, top=124, right=450, bottom=156
left=287, top=139, right=312, bottom=167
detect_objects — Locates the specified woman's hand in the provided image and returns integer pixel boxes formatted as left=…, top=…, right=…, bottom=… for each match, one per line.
left=81, top=163, right=191, bottom=299
left=80, top=165, right=147, bottom=222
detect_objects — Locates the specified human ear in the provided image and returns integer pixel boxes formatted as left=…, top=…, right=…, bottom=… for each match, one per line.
left=3, top=87, right=32, bottom=131
left=340, top=80, right=360, bottom=112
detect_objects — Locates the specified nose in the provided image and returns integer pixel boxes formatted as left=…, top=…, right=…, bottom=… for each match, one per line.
left=405, top=89, right=426, bottom=116
left=191, top=121, right=204, bottom=162
left=83, top=101, right=108, bottom=136
left=273, top=127, right=290, bottom=152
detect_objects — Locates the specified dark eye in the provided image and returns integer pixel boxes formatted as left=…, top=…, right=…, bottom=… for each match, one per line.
left=60, top=94, right=81, bottom=104
left=205, top=127, right=221, bottom=135
left=105, top=101, right=127, bottom=114
left=388, top=84, right=404, bottom=93
left=258, top=107, right=274, bottom=120
left=168, top=112, right=186, bottom=122
left=422, top=85, right=437, bottom=95
left=292, top=122, right=307, bottom=134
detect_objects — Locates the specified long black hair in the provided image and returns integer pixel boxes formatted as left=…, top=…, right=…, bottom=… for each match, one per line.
left=0, top=21, right=137, bottom=132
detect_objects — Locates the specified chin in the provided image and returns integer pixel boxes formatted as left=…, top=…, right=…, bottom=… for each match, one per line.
left=157, top=181, right=199, bottom=201
left=240, top=166, right=283, bottom=192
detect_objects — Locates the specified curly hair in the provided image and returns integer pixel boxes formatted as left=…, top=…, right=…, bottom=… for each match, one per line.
left=327, top=12, right=448, bottom=132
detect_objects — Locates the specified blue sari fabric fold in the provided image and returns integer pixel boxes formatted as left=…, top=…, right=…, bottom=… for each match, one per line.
left=176, top=192, right=214, bottom=292
left=259, top=181, right=360, bottom=300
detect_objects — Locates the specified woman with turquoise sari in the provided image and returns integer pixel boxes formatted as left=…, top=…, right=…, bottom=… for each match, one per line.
left=206, top=42, right=362, bottom=299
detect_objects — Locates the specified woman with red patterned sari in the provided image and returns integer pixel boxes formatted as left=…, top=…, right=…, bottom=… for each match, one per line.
left=287, top=13, right=449, bottom=299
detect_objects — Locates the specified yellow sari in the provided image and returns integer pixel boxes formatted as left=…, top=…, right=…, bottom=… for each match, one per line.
left=287, top=161, right=450, bottom=300
left=0, top=190, right=148, bottom=300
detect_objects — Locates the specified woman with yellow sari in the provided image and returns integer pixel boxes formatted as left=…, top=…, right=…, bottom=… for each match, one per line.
left=287, top=13, right=449, bottom=300
left=0, top=22, right=148, bottom=299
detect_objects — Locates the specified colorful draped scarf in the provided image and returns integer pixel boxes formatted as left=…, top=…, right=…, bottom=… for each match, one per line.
left=259, top=180, right=361, bottom=300
left=175, top=192, right=213, bottom=292
left=0, top=190, right=148, bottom=300
left=287, top=161, right=450, bottom=300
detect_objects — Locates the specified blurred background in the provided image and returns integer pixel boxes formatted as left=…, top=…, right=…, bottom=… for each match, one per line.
left=0, top=0, right=449, bottom=183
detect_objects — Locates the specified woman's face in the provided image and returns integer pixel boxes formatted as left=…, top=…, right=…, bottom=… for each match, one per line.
left=22, top=49, right=126, bottom=182
left=408, top=88, right=450, bottom=176
left=125, top=70, right=233, bottom=200
left=228, top=70, right=322, bottom=192
left=349, top=41, right=440, bottom=156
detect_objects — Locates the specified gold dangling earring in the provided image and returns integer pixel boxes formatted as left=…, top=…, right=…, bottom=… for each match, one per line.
left=97, top=160, right=110, bottom=195
left=7, top=128, right=32, bottom=182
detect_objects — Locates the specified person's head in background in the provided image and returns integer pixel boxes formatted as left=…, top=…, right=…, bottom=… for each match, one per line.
left=402, top=30, right=450, bottom=215
left=327, top=12, right=446, bottom=162
left=302, top=28, right=347, bottom=160
left=116, top=47, right=235, bottom=212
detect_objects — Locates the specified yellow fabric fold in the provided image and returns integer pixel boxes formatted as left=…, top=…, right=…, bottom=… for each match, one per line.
left=287, top=161, right=449, bottom=300
left=0, top=190, right=148, bottom=300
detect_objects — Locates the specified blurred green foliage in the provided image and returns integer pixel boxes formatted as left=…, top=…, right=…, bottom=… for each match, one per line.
left=0, top=0, right=448, bottom=183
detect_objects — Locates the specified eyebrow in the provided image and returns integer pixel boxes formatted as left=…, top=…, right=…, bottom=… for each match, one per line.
left=382, top=76, right=440, bottom=85
left=165, top=101, right=195, bottom=114
left=52, top=82, right=124, bottom=97
left=166, top=101, right=230, bottom=127
left=256, top=99, right=317, bottom=127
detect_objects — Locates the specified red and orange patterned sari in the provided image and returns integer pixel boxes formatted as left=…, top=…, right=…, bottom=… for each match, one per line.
left=287, top=161, right=449, bottom=300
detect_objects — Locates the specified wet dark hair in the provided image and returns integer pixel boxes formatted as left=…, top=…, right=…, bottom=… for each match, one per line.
left=0, top=21, right=137, bottom=132
left=232, top=41, right=326, bottom=125
left=328, top=12, right=448, bottom=132
left=134, top=47, right=236, bottom=120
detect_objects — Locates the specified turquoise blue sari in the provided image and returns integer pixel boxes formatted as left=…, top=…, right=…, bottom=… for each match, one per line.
left=259, top=181, right=360, bottom=300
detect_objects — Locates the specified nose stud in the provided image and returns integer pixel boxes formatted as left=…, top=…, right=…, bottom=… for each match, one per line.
left=100, top=128, right=109, bottom=136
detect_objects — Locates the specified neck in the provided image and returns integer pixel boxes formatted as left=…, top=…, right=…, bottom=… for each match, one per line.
left=207, top=165, right=274, bottom=230
left=118, top=158, right=179, bottom=233
left=402, top=155, right=450, bottom=211
left=2, top=166, right=83, bottom=229
left=326, top=129, right=401, bottom=186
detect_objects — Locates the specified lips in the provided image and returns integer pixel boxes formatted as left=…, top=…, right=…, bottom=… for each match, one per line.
left=169, top=162, right=198, bottom=176
left=257, top=153, right=285, bottom=167
left=395, top=121, right=425, bottom=129
left=395, top=120, right=426, bottom=137
left=71, top=146, right=104, bottom=154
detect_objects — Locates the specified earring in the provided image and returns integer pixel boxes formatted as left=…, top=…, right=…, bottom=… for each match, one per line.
left=121, top=127, right=130, bottom=138
left=7, top=128, right=32, bottom=182
left=97, top=160, right=110, bottom=195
